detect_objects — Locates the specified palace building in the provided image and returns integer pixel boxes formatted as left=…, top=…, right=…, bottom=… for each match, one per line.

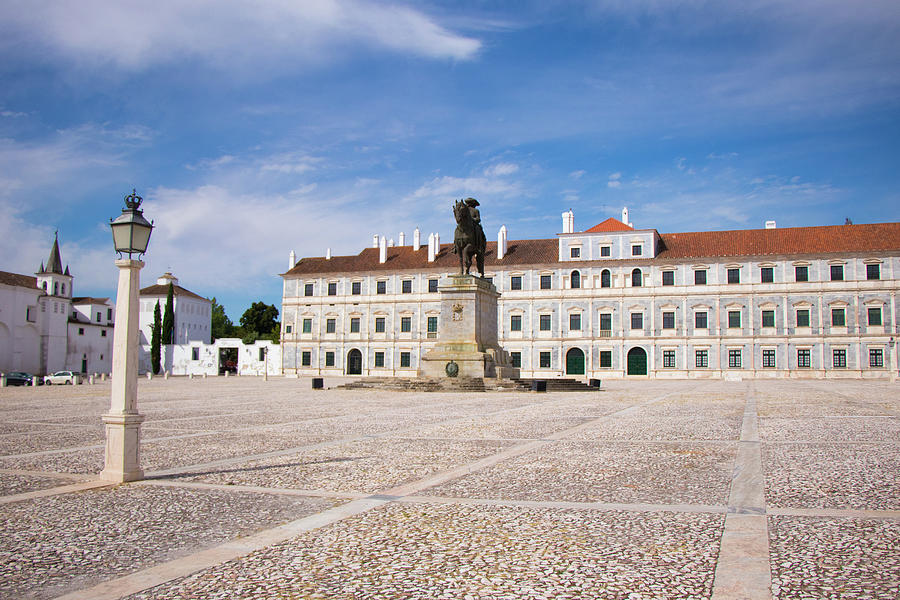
left=280, top=209, right=899, bottom=380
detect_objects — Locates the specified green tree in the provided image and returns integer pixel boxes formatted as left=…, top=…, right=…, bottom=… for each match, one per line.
left=151, top=301, right=162, bottom=375
left=239, top=301, right=279, bottom=335
left=162, top=282, right=175, bottom=344
left=209, top=297, right=234, bottom=341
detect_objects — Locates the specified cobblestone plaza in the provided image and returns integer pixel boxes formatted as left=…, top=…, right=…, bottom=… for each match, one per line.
left=1, top=378, right=898, bottom=599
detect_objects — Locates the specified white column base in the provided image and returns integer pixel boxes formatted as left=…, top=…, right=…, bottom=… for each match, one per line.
left=100, top=412, right=145, bottom=483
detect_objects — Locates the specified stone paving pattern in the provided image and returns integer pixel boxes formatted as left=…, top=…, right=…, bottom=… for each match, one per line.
left=0, top=376, right=897, bottom=599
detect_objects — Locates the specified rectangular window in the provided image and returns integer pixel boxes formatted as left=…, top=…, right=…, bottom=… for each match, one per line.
left=795, top=265, right=809, bottom=282
left=599, top=313, right=612, bottom=332
left=402, top=280, right=412, bottom=294
left=302, top=318, right=312, bottom=333
left=328, top=282, right=337, bottom=296
left=400, top=316, right=411, bottom=332
left=304, top=283, right=314, bottom=297
left=631, top=313, right=643, bottom=330
left=376, top=280, right=386, bottom=294
left=662, top=271, right=675, bottom=286
left=325, top=351, right=335, bottom=367
left=728, top=311, right=741, bottom=328
left=326, top=318, right=336, bottom=333
left=867, top=307, right=882, bottom=326
left=510, top=315, right=522, bottom=331
left=510, top=352, right=522, bottom=368
left=728, top=349, right=742, bottom=368
left=77, top=327, right=84, bottom=336
left=350, top=318, right=360, bottom=333
left=569, top=314, right=581, bottom=331
left=427, top=316, right=438, bottom=333
left=400, top=352, right=411, bottom=368
left=539, top=351, right=551, bottom=368
left=101, top=329, right=107, bottom=337
left=869, top=349, right=884, bottom=368
left=695, top=311, right=708, bottom=329
left=695, top=350, right=708, bottom=368
left=374, top=352, right=384, bottom=368
left=510, top=276, right=522, bottom=290
left=428, top=279, right=438, bottom=293
left=600, top=246, right=611, bottom=257
left=375, top=317, right=385, bottom=333
left=798, top=349, right=811, bottom=368
left=830, top=265, right=844, bottom=281
left=285, top=324, right=293, bottom=334
left=598, top=350, right=611, bottom=368
left=96, top=312, right=102, bottom=323
left=351, top=281, right=361, bottom=295
left=833, top=349, right=846, bottom=368
left=663, top=350, right=676, bottom=368
left=301, top=351, right=311, bottom=367
left=761, top=267, right=774, bottom=283
left=107, top=308, right=113, bottom=320
left=632, top=245, right=642, bottom=256
left=727, top=268, right=740, bottom=284
left=694, top=269, right=707, bottom=285
left=570, top=247, right=581, bottom=258
left=761, top=310, right=775, bottom=328
left=540, top=275, right=552, bottom=290
left=539, top=314, right=551, bottom=331
left=831, top=308, right=846, bottom=327
left=796, top=309, right=810, bottom=328
left=662, top=311, right=675, bottom=329
left=762, top=349, right=776, bottom=368
left=866, top=264, right=880, bottom=280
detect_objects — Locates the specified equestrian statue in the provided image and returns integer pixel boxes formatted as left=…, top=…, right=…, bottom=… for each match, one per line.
left=452, top=197, right=487, bottom=277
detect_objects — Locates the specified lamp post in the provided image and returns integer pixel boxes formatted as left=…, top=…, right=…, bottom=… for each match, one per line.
left=100, top=189, right=154, bottom=483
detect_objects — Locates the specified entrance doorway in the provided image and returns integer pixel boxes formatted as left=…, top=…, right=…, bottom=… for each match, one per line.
left=347, top=349, right=363, bottom=375
left=218, top=347, right=238, bottom=375
left=565, top=348, right=585, bottom=375
left=627, top=347, right=648, bottom=375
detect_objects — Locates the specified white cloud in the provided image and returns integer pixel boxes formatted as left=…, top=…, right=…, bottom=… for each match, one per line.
left=569, top=169, right=586, bottom=179
left=607, top=180, right=621, bottom=188
left=409, top=175, right=524, bottom=206
left=260, top=153, right=324, bottom=175
left=483, top=162, right=519, bottom=177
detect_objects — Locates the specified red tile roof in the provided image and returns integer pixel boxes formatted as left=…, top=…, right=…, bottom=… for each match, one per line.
left=72, top=297, right=110, bottom=305
left=583, top=217, right=634, bottom=233
left=0, top=271, right=37, bottom=288
left=139, top=284, right=208, bottom=301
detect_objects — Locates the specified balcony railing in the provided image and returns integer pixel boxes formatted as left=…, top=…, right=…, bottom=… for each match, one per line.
left=598, top=329, right=612, bottom=338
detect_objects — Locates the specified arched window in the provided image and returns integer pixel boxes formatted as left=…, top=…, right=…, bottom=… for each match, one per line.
left=570, top=270, right=581, bottom=289
left=54, top=282, right=59, bottom=295
left=42, top=282, right=47, bottom=291
left=631, top=268, right=642, bottom=287
left=600, top=270, right=611, bottom=288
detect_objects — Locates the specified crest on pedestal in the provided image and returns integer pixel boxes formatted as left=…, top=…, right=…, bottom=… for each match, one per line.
left=451, top=303, right=464, bottom=321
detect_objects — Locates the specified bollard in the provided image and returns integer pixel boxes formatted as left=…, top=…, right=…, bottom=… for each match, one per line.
left=102, top=373, right=107, bottom=381
left=224, top=370, right=229, bottom=378
left=164, top=371, right=169, bottom=380
left=203, top=373, right=207, bottom=379
left=89, top=375, right=95, bottom=385
left=189, top=373, right=193, bottom=380
left=147, top=372, right=152, bottom=380
left=33, top=376, right=38, bottom=387
left=312, top=377, right=324, bottom=390
left=0, top=375, right=6, bottom=387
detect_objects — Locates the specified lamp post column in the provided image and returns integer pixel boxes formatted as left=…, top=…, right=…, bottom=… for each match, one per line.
left=100, top=258, right=146, bottom=482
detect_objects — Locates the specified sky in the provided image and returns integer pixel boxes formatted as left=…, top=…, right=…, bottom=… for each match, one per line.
left=1, top=0, right=899, bottom=322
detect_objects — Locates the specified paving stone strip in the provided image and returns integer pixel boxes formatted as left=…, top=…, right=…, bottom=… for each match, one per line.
left=0, top=479, right=113, bottom=505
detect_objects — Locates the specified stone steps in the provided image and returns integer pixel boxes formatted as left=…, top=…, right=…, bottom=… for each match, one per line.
left=335, top=377, right=598, bottom=393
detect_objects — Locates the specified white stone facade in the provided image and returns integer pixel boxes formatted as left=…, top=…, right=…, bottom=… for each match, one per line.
left=66, top=298, right=115, bottom=375
left=138, top=339, right=281, bottom=377
left=138, top=272, right=212, bottom=346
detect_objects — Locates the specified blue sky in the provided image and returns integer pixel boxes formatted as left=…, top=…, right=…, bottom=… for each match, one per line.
left=1, top=0, right=898, bottom=322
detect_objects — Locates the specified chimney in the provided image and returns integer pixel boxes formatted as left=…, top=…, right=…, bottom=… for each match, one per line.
left=379, top=236, right=387, bottom=263
left=326, top=248, right=332, bottom=259
left=498, top=225, right=508, bottom=259
left=622, top=207, right=631, bottom=228
left=289, top=250, right=295, bottom=269
left=427, top=233, right=435, bottom=262
left=372, top=234, right=379, bottom=249
left=399, top=232, right=406, bottom=246
left=413, top=227, right=421, bottom=251
left=765, top=220, right=776, bottom=230
left=388, top=238, right=395, bottom=247
left=434, top=232, right=440, bottom=255
left=561, top=209, right=574, bottom=234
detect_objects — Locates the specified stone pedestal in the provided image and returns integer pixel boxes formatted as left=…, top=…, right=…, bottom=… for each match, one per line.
left=419, top=275, right=519, bottom=379
left=100, top=412, right=145, bottom=482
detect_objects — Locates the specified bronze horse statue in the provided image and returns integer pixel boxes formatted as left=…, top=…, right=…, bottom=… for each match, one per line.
left=452, top=198, right=486, bottom=277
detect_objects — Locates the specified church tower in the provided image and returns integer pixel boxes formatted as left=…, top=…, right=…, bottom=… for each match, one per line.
left=35, top=232, right=73, bottom=374
left=36, top=232, right=73, bottom=299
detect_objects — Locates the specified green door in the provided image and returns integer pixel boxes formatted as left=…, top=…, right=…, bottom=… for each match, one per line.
left=627, top=347, right=648, bottom=375
left=566, top=348, right=585, bottom=375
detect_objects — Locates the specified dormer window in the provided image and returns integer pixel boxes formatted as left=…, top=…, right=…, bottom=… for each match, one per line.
left=600, top=245, right=611, bottom=257
left=570, top=247, right=581, bottom=259
left=631, top=245, right=642, bottom=256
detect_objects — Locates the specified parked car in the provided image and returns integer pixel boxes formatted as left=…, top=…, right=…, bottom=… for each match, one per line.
left=4, top=372, right=35, bottom=386
left=43, top=371, right=80, bottom=385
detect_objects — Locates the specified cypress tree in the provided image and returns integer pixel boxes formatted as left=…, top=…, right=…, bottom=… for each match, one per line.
left=162, top=282, right=175, bottom=344
left=151, top=300, right=162, bottom=375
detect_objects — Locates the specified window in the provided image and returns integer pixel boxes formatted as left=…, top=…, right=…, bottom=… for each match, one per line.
left=662, top=311, right=675, bottom=329
left=570, top=247, right=581, bottom=258
left=101, top=330, right=107, bottom=337
left=632, top=244, right=642, bottom=256
left=798, top=349, right=811, bottom=368
left=830, top=265, right=844, bottom=281
left=631, top=269, right=642, bottom=287
left=328, top=282, right=337, bottom=296
left=510, top=352, right=522, bottom=368
left=402, top=280, right=412, bottom=294
left=510, top=275, right=522, bottom=290
left=376, top=280, right=387, bottom=294
left=401, top=316, right=411, bottom=332
left=570, top=271, right=581, bottom=289
left=428, top=279, right=438, bottom=293
left=325, top=352, right=335, bottom=367
left=796, top=309, right=810, bottom=328
left=728, top=311, right=741, bottom=328
left=569, top=313, right=581, bottom=331
left=761, top=310, right=775, bottom=328
left=78, top=327, right=84, bottom=335
left=663, top=350, right=676, bottom=368
left=539, top=314, right=551, bottom=331
left=762, top=349, right=776, bottom=368
left=427, top=316, right=438, bottom=333
left=400, top=352, right=411, bottom=368
left=695, top=311, right=708, bottom=329
left=599, top=313, right=612, bottom=332
left=326, top=318, right=336, bottom=333
left=599, top=350, right=612, bottom=368
left=631, top=313, right=643, bottom=330
left=302, top=318, right=312, bottom=333
left=795, top=266, right=809, bottom=282
left=728, top=349, right=742, bottom=368
left=832, top=308, right=846, bottom=327
left=600, top=245, right=611, bottom=257
left=761, top=267, right=774, bottom=283
left=304, top=283, right=314, bottom=296
left=868, top=307, right=882, bottom=326
left=259, top=348, right=266, bottom=361
left=54, top=282, right=58, bottom=295
left=375, top=317, right=385, bottom=333
left=870, top=349, right=884, bottom=368
left=301, top=351, right=311, bottom=367
left=662, top=271, right=675, bottom=286
left=60, top=284, right=65, bottom=295
left=540, top=275, right=552, bottom=289
left=285, top=324, right=292, bottom=334
left=352, top=281, right=361, bottom=295
left=727, top=268, right=740, bottom=284
left=350, top=318, right=360, bottom=333
left=96, top=312, right=102, bottom=323
left=539, top=351, right=551, bottom=368
left=833, top=349, right=847, bottom=368
left=510, top=315, right=522, bottom=331
left=374, top=352, right=384, bottom=368
left=600, top=270, right=611, bottom=288
left=107, top=308, right=113, bottom=320
left=694, top=269, right=707, bottom=285
left=867, top=264, right=880, bottom=280
left=695, top=350, right=708, bottom=368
